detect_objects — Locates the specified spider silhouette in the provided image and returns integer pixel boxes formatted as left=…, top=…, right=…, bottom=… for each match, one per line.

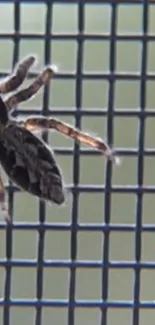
left=0, top=55, right=119, bottom=223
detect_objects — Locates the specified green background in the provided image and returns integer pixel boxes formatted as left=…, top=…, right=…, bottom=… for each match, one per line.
left=0, top=2, right=155, bottom=325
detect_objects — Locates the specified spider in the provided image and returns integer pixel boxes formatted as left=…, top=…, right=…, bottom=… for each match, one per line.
left=0, top=55, right=119, bottom=223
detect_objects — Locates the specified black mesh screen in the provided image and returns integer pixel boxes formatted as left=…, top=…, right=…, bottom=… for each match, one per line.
left=0, top=1, right=155, bottom=325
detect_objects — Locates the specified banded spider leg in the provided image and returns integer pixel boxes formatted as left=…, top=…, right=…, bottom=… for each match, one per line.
left=18, top=117, right=120, bottom=164
left=3, top=57, right=56, bottom=112
left=0, top=173, right=10, bottom=223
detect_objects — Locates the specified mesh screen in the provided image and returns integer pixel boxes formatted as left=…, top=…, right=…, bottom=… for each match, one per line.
left=0, top=1, right=155, bottom=325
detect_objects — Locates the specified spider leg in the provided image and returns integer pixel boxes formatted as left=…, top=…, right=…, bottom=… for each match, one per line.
left=18, top=117, right=120, bottom=164
left=4, top=65, right=56, bottom=111
left=0, top=55, right=36, bottom=94
left=0, top=174, right=10, bottom=224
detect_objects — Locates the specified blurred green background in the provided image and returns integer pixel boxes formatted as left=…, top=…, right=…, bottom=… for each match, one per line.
left=0, top=2, right=155, bottom=325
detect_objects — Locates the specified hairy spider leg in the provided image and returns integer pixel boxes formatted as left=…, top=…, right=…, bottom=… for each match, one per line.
left=4, top=66, right=56, bottom=111
left=18, top=117, right=120, bottom=164
left=0, top=173, right=10, bottom=223
left=0, top=55, right=36, bottom=95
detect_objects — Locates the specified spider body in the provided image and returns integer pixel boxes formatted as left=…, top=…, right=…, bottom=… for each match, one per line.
left=0, top=55, right=118, bottom=223
left=0, top=115, right=65, bottom=205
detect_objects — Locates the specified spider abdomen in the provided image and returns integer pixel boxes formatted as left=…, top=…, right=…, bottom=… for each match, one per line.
left=0, top=122, right=65, bottom=205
